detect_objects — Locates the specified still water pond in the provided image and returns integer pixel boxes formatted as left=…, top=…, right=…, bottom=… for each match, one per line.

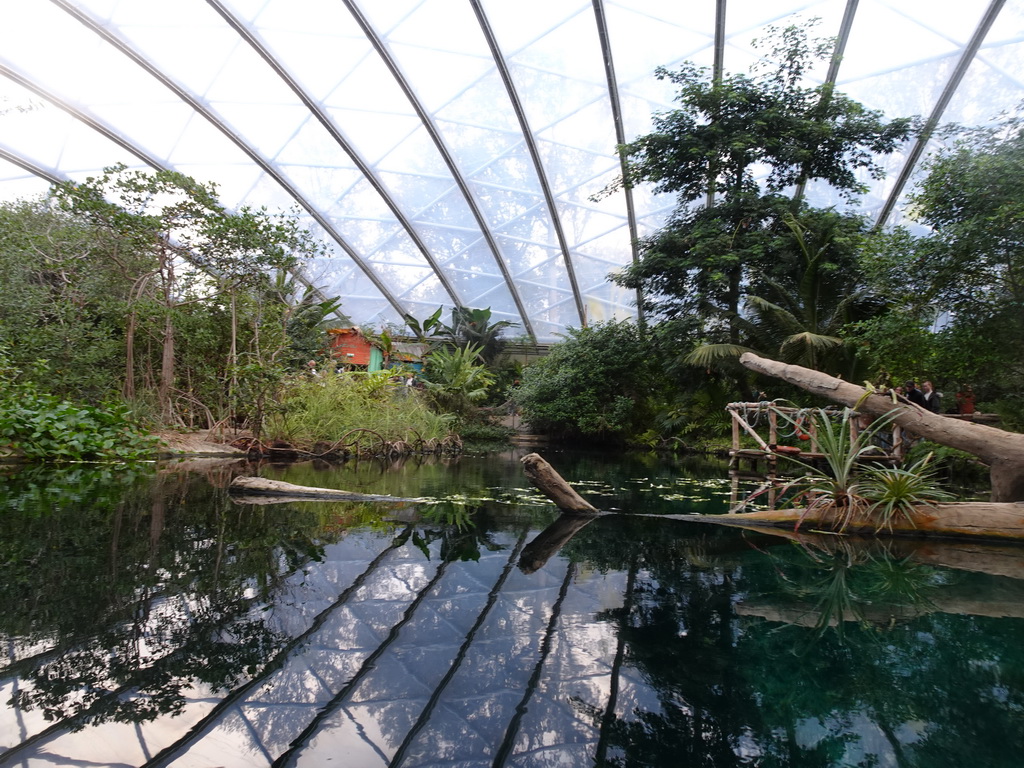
left=1, top=448, right=1022, bottom=767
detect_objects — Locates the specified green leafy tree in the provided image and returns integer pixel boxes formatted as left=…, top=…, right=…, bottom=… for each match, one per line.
left=50, top=164, right=323, bottom=424
left=420, top=344, right=496, bottom=419
left=514, top=321, right=664, bottom=442
left=402, top=306, right=445, bottom=342
left=0, top=198, right=139, bottom=401
left=687, top=210, right=879, bottom=378
left=268, top=270, right=346, bottom=368
left=611, top=21, right=913, bottom=343
left=856, top=118, right=1024, bottom=421
left=441, top=306, right=518, bottom=366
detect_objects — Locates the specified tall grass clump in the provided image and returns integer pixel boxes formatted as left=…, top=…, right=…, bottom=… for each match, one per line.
left=264, top=370, right=450, bottom=447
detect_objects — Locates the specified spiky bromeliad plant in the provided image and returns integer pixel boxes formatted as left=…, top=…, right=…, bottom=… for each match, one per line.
left=776, top=407, right=952, bottom=532
left=859, top=453, right=955, bottom=532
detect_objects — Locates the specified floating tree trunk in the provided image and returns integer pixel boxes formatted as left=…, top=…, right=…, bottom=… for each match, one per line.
left=741, top=352, right=1024, bottom=502
left=228, top=476, right=424, bottom=503
left=672, top=503, right=1024, bottom=540
left=520, top=452, right=600, bottom=515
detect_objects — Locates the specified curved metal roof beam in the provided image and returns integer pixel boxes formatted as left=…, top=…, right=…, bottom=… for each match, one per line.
left=340, top=0, right=535, bottom=340
left=790, top=0, right=860, bottom=203
left=592, top=0, right=642, bottom=327
left=0, top=59, right=165, bottom=170
left=0, top=69, right=347, bottom=317
left=0, top=144, right=63, bottom=185
left=204, top=0, right=464, bottom=312
left=469, top=0, right=586, bottom=328
left=49, top=0, right=411, bottom=322
left=875, top=0, right=1007, bottom=228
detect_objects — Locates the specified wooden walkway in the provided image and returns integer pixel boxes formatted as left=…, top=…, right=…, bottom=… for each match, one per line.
left=725, top=401, right=904, bottom=474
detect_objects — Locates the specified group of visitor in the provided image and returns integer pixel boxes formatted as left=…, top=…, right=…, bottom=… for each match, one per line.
left=900, top=380, right=942, bottom=413
left=896, top=380, right=977, bottom=415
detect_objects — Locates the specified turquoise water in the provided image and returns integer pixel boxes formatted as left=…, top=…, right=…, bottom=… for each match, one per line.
left=1, top=450, right=1022, bottom=767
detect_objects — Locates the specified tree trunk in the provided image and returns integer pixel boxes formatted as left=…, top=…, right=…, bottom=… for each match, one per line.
left=740, top=352, right=1024, bottom=501
left=521, top=453, right=600, bottom=515
left=158, top=244, right=176, bottom=422
left=228, top=476, right=423, bottom=502
left=673, top=502, right=1024, bottom=539
left=124, top=307, right=136, bottom=400
left=160, top=309, right=175, bottom=421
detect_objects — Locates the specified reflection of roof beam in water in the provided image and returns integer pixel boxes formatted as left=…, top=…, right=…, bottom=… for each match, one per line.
left=492, top=559, right=576, bottom=768
left=595, top=558, right=639, bottom=765
left=384, top=531, right=530, bottom=767
left=273, top=552, right=459, bottom=766
left=144, top=526, right=415, bottom=768
left=0, top=529, right=417, bottom=768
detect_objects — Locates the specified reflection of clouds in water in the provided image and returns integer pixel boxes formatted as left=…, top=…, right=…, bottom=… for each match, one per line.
left=6, top=459, right=1024, bottom=767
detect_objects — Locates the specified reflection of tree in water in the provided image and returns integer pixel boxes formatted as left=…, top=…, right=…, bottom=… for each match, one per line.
left=0, top=467, right=344, bottom=730
left=761, top=538, right=944, bottom=642
left=416, top=501, right=510, bottom=562
left=561, top=516, right=761, bottom=767
left=738, top=540, right=1024, bottom=767
left=559, top=516, right=1024, bottom=767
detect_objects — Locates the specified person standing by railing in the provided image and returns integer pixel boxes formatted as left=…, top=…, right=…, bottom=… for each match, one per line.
left=921, top=380, right=943, bottom=413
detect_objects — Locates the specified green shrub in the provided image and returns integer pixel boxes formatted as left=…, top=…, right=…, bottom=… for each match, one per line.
left=264, top=370, right=450, bottom=447
left=0, top=388, right=156, bottom=462
left=420, top=344, right=495, bottom=418
left=0, top=349, right=156, bottom=462
left=514, top=321, right=664, bottom=442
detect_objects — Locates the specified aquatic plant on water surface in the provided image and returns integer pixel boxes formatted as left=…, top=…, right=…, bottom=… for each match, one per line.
left=774, top=407, right=953, bottom=532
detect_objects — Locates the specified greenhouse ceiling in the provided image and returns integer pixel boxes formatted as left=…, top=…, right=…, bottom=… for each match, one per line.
left=1, top=1, right=1021, bottom=341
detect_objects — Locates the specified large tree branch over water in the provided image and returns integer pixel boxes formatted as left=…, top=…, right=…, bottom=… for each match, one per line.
left=740, top=352, right=1024, bottom=502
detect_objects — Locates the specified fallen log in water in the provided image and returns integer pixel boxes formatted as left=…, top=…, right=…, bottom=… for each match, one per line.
left=228, top=475, right=426, bottom=503
left=672, top=502, right=1024, bottom=541
left=520, top=452, right=599, bottom=515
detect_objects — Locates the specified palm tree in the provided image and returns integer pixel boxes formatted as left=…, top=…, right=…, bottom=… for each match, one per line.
left=419, top=343, right=495, bottom=418
left=685, top=211, right=876, bottom=378
left=442, top=307, right=518, bottom=366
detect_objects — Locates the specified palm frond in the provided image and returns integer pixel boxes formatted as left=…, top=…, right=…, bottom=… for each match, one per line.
left=781, top=331, right=843, bottom=353
left=683, top=343, right=755, bottom=368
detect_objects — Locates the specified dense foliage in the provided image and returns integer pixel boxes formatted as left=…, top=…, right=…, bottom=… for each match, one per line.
left=856, top=120, right=1024, bottom=424
left=513, top=322, right=664, bottom=442
left=516, top=22, right=1022, bottom=448
left=0, top=347, right=156, bottom=461
left=264, top=369, right=450, bottom=449
left=0, top=168, right=346, bottom=454
left=2, top=24, right=1023, bottom=457
left=612, top=21, right=912, bottom=344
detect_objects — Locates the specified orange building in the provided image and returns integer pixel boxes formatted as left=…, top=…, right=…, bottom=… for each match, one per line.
left=326, top=327, right=376, bottom=367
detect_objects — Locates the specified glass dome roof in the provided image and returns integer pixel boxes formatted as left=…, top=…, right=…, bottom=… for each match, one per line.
left=1, top=0, right=1021, bottom=341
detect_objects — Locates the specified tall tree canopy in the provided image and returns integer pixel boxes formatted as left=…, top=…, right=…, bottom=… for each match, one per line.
left=856, top=118, right=1024, bottom=418
left=612, top=21, right=914, bottom=345
left=0, top=166, right=327, bottom=426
